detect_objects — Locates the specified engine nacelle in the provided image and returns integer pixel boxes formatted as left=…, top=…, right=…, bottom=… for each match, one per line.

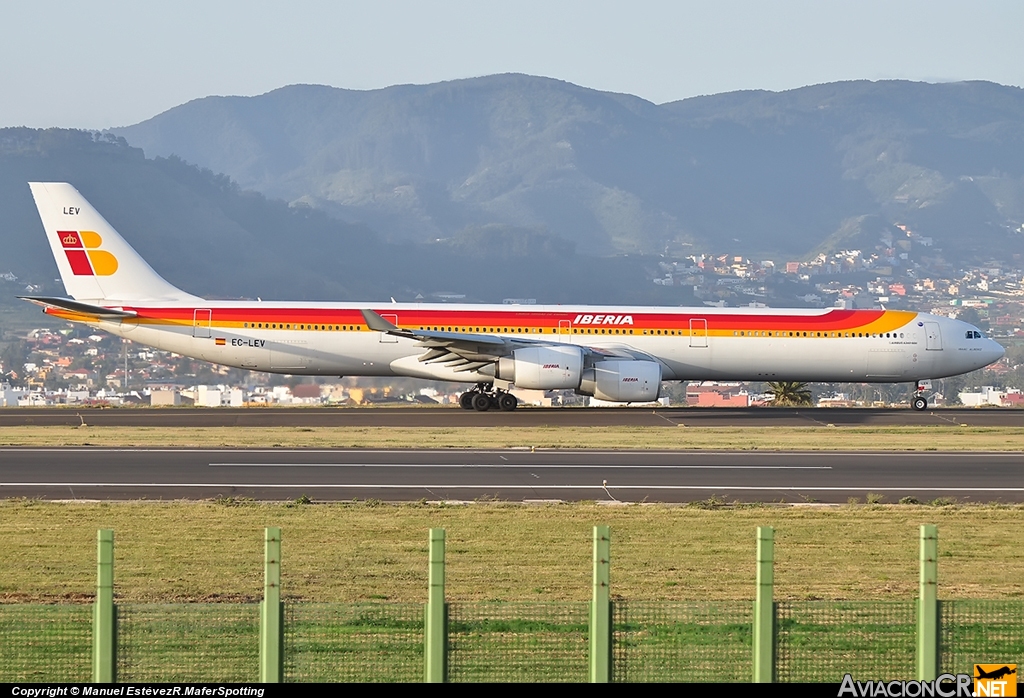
left=578, top=360, right=662, bottom=402
left=494, top=345, right=584, bottom=390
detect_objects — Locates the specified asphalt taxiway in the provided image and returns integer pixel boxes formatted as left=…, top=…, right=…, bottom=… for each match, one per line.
left=0, top=406, right=1020, bottom=428
left=2, top=447, right=1021, bottom=504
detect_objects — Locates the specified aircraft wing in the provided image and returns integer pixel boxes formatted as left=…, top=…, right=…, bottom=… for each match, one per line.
left=361, top=309, right=659, bottom=373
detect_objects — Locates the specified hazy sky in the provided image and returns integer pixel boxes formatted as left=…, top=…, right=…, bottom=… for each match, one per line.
left=4, top=0, right=1023, bottom=129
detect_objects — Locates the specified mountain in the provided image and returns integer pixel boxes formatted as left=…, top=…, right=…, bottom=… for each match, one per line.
left=114, top=75, right=1024, bottom=261
left=0, top=128, right=669, bottom=305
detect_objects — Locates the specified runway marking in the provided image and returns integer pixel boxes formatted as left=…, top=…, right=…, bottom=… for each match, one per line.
left=2, top=483, right=1023, bottom=492
left=207, top=463, right=833, bottom=469
left=652, top=411, right=681, bottom=426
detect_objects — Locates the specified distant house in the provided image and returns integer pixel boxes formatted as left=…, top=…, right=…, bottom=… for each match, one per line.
left=150, top=390, right=181, bottom=407
left=959, top=386, right=1021, bottom=407
left=686, top=383, right=750, bottom=407
left=1, top=382, right=29, bottom=407
left=1003, top=391, right=1024, bottom=407
left=290, top=384, right=323, bottom=402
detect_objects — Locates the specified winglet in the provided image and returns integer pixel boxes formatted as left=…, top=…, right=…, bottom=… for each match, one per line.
left=360, top=308, right=400, bottom=332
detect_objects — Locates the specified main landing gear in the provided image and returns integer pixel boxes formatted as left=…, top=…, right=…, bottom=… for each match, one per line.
left=459, top=384, right=518, bottom=412
left=911, top=380, right=930, bottom=412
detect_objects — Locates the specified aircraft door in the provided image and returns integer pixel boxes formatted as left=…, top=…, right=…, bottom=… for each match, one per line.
left=379, top=314, right=398, bottom=343
left=924, top=322, right=942, bottom=350
left=193, top=309, right=212, bottom=338
left=559, top=320, right=572, bottom=340
left=689, top=318, right=708, bottom=348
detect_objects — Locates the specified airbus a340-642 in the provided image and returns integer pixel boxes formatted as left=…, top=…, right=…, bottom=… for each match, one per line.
left=21, top=182, right=1004, bottom=411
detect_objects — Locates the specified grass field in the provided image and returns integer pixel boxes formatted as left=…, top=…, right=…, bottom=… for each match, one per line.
left=2, top=500, right=1022, bottom=604
left=2, top=424, right=1024, bottom=449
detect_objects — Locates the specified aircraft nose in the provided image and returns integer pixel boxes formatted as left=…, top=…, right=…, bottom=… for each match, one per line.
left=989, top=340, right=1006, bottom=363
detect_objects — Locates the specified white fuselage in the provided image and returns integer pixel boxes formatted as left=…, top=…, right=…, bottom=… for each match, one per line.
left=64, top=301, right=1004, bottom=385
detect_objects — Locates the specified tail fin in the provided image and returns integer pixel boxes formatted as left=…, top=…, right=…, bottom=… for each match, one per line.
left=29, top=182, right=200, bottom=303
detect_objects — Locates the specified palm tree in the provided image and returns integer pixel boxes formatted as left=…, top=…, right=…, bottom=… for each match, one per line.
left=766, top=381, right=813, bottom=406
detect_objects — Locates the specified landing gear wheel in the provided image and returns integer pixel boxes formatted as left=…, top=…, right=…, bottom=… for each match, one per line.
left=459, top=392, right=475, bottom=410
left=472, top=392, right=492, bottom=412
left=912, top=396, right=928, bottom=412
left=498, top=392, right=518, bottom=412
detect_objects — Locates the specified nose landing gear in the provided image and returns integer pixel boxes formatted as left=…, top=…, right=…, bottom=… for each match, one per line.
left=911, top=380, right=932, bottom=411
left=459, top=383, right=519, bottom=412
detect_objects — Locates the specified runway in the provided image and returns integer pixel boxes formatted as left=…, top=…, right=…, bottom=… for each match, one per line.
left=0, top=406, right=1021, bottom=428
left=2, top=448, right=1021, bottom=504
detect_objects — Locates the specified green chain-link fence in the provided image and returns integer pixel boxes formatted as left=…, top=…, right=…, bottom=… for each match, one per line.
left=941, top=600, right=1024, bottom=676
left=283, top=602, right=423, bottom=682
left=447, top=602, right=589, bottom=682
left=613, top=600, right=753, bottom=682
left=116, top=604, right=259, bottom=682
left=0, top=604, right=92, bottom=682
left=776, top=601, right=917, bottom=682
left=4, top=525, right=1024, bottom=683
left=3, top=599, right=1024, bottom=682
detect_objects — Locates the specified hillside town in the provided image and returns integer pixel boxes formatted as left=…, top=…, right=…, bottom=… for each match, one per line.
left=2, top=221, right=1023, bottom=409
left=659, top=223, right=1024, bottom=323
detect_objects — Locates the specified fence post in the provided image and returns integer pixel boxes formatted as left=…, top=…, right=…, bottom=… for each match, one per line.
left=590, top=524, right=612, bottom=683
left=424, top=528, right=447, bottom=683
left=917, top=524, right=939, bottom=681
left=93, top=529, right=116, bottom=683
left=259, top=526, right=283, bottom=683
left=752, top=526, right=774, bottom=683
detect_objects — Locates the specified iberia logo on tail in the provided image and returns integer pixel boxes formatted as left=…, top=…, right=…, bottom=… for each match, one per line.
left=58, top=230, right=118, bottom=276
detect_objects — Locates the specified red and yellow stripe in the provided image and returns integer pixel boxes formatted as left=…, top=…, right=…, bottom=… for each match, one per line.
left=46, top=306, right=917, bottom=338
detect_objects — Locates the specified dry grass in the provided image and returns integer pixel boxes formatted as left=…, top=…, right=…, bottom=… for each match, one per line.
left=2, top=500, right=1022, bottom=604
left=1, top=425, right=1024, bottom=450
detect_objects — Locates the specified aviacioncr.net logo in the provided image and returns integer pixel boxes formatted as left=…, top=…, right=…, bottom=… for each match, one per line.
left=58, top=230, right=118, bottom=276
left=838, top=674, right=974, bottom=697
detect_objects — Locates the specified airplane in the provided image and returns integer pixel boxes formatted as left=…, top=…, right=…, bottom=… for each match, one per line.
left=19, top=182, right=1005, bottom=412
left=974, top=665, right=1016, bottom=681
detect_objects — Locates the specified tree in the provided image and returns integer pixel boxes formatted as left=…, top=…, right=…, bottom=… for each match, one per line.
left=1, top=340, right=29, bottom=385
left=957, top=307, right=988, bottom=331
left=766, top=381, right=812, bottom=406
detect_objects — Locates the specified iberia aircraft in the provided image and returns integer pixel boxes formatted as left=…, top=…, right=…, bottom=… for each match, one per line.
left=22, top=182, right=1004, bottom=411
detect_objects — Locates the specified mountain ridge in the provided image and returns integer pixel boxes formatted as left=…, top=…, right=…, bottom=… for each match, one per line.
left=0, top=127, right=671, bottom=305
left=113, top=75, right=1024, bottom=262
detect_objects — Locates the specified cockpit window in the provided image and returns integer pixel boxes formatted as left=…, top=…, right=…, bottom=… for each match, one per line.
left=965, top=330, right=983, bottom=339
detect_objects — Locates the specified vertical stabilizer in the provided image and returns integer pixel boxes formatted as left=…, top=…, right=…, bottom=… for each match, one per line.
left=29, top=182, right=200, bottom=303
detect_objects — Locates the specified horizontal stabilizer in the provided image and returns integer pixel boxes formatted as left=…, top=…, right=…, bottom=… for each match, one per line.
left=18, top=296, right=137, bottom=318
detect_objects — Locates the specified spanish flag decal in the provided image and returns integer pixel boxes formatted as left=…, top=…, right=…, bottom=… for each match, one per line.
left=215, top=338, right=226, bottom=346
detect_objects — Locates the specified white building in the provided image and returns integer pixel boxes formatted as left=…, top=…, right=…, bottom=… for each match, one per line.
left=959, top=386, right=1007, bottom=407
left=1, top=382, right=29, bottom=407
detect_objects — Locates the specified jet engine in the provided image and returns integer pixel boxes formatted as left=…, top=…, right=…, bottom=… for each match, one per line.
left=578, top=360, right=662, bottom=402
left=493, top=345, right=584, bottom=390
